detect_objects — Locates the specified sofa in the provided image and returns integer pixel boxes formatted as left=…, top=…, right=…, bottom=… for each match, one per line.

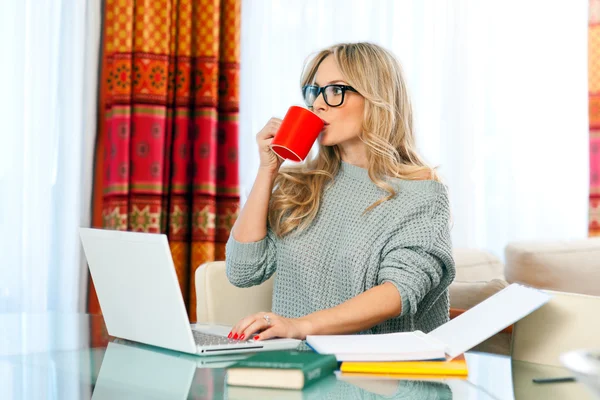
left=195, top=237, right=600, bottom=355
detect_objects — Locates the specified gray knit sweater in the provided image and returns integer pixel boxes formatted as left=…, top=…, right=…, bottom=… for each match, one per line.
left=225, top=161, right=455, bottom=334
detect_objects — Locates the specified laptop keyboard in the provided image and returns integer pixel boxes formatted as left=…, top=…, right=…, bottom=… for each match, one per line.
left=192, top=330, right=250, bottom=346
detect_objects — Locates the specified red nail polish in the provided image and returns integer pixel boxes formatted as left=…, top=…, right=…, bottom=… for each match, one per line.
left=227, top=332, right=232, bottom=339
left=233, top=333, right=239, bottom=340
left=239, top=334, right=245, bottom=340
left=253, top=335, right=259, bottom=340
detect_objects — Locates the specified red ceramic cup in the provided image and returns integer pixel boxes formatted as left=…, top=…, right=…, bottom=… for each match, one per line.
left=270, top=106, right=324, bottom=162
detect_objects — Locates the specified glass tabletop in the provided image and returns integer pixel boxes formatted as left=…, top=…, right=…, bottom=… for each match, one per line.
left=0, top=313, right=594, bottom=400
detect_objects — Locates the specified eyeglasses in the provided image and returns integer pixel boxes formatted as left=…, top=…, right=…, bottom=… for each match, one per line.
left=302, top=84, right=359, bottom=108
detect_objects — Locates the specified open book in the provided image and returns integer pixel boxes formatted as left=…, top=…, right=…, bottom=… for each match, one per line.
left=306, top=283, right=551, bottom=362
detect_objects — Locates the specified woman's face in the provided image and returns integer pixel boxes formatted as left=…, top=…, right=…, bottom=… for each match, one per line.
left=311, top=56, right=365, bottom=147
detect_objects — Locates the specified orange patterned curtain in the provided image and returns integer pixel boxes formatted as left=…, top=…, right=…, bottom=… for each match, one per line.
left=89, top=0, right=240, bottom=323
left=591, top=0, right=600, bottom=236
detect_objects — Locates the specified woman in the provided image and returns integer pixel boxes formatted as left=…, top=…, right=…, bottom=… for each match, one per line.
left=225, top=42, right=455, bottom=342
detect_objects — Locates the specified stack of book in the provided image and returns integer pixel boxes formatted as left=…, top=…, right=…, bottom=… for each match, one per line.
left=304, top=331, right=469, bottom=380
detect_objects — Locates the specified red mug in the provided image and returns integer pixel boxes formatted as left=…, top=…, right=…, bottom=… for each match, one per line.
left=270, top=106, right=324, bottom=162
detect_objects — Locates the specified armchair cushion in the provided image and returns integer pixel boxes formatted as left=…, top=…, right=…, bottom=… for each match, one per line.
left=505, top=238, right=600, bottom=296
left=452, top=248, right=504, bottom=282
left=195, top=261, right=274, bottom=325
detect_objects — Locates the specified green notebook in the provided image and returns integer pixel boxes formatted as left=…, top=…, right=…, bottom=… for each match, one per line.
left=226, top=350, right=339, bottom=390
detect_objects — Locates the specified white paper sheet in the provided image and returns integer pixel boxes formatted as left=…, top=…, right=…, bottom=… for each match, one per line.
left=429, top=283, right=552, bottom=358
left=306, top=331, right=446, bottom=361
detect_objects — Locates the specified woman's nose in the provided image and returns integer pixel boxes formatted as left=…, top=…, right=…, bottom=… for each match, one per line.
left=312, top=91, right=328, bottom=112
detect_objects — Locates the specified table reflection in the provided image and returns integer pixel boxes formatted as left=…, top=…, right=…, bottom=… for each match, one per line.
left=93, top=339, right=500, bottom=399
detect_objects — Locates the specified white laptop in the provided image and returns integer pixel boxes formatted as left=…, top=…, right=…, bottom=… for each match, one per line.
left=79, top=227, right=301, bottom=355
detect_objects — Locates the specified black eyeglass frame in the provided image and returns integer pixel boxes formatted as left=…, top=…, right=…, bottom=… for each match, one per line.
left=302, top=84, right=359, bottom=108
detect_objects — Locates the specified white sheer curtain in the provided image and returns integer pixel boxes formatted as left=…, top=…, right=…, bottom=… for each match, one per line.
left=240, top=0, right=589, bottom=259
left=0, top=1, right=101, bottom=313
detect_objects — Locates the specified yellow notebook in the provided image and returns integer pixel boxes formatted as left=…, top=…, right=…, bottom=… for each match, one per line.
left=338, top=372, right=469, bottom=382
left=340, top=354, right=468, bottom=377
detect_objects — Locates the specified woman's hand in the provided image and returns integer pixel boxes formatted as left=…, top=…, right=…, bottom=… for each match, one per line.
left=256, top=118, right=284, bottom=175
left=228, top=312, right=311, bottom=341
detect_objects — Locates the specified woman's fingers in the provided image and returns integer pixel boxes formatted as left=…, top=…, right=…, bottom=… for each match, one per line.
left=241, top=318, right=270, bottom=340
left=229, top=315, right=258, bottom=340
left=229, top=312, right=271, bottom=341
left=256, top=118, right=282, bottom=141
left=262, top=137, right=274, bottom=151
left=256, top=117, right=284, bottom=172
left=257, top=128, right=280, bottom=143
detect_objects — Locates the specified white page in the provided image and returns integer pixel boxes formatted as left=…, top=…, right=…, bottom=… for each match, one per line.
left=306, top=331, right=445, bottom=361
left=429, top=283, right=552, bottom=358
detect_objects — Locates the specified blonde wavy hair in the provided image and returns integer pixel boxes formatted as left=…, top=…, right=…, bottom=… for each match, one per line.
left=269, top=42, right=440, bottom=238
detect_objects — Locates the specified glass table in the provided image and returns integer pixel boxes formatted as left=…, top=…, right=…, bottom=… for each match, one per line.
left=0, top=313, right=594, bottom=399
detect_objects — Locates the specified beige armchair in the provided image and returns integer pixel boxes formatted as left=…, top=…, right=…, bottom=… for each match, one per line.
left=511, top=289, right=600, bottom=367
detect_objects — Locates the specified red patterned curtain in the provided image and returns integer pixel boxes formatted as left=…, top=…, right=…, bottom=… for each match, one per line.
left=591, top=0, right=600, bottom=236
left=89, top=0, right=240, bottom=322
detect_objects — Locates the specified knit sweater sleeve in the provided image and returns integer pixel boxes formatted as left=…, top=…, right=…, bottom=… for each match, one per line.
left=225, top=227, right=278, bottom=288
left=377, top=188, right=455, bottom=320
